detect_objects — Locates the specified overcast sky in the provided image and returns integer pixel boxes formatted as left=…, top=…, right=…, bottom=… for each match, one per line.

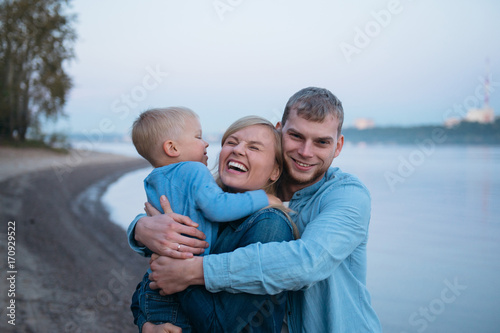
left=53, top=0, right=500, bottom=135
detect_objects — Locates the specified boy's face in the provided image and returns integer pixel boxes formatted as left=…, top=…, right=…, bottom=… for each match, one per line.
left=177, top=117, right=209, bottom=165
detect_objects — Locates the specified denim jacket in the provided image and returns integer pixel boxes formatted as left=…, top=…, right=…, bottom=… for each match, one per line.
left=203, top=167, right=382, bottom=332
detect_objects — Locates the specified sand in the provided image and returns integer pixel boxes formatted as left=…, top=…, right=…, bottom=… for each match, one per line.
left=0, top=146, right=150, bottom=332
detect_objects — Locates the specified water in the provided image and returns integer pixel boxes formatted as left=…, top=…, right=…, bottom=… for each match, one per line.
left=97, top=141, right=500, bottom=332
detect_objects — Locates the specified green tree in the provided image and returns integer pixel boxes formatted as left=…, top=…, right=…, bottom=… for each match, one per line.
left=0, top=0, right=76, bottom=141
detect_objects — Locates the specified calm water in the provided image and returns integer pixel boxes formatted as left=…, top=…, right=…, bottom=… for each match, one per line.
left=96, top=142, right=500, bottom=333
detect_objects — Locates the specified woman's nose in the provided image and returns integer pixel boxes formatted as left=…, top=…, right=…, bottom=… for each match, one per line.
left=233, top=143, right=245, bottom=155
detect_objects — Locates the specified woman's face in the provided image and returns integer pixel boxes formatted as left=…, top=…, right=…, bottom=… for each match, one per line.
left=219, top=125, right=280, bottom=192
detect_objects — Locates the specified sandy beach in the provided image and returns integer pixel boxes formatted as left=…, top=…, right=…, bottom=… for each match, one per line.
left=0, top=146, right=150, bottom=332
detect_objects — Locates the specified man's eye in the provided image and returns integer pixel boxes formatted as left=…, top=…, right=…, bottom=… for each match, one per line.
left=226, top=141, right=236, bottom=145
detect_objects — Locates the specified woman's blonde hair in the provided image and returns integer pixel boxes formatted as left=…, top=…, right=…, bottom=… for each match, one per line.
left=215, top=116, right=283, bottom=195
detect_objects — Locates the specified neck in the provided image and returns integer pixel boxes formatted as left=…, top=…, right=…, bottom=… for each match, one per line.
left=278, top=171, right=327, bottom=201
left=278, top=174, right=305, bottom=201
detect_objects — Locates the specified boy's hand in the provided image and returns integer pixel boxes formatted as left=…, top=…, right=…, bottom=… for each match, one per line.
left=142, top=322, right=182, bottom=333
left=266, top=194, right=282, bottom=206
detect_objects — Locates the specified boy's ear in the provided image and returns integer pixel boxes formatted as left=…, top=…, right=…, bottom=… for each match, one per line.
left=163, top=140, right=180, bottom=157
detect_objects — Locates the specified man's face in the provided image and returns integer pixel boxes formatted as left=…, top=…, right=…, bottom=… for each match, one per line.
left=278, top=109, right=344, bottom=192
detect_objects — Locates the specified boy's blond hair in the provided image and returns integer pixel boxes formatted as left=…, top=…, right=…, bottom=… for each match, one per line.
left=132, top=107, right=198, bottom=167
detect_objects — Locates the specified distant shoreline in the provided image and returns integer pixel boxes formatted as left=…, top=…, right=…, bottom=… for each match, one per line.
left=343, top=119, right=500, bottom=145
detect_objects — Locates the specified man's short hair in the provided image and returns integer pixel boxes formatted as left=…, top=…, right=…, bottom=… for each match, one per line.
left=281, top=87, right=344, bottom=137
left=131, top=107, right=198, bottom=166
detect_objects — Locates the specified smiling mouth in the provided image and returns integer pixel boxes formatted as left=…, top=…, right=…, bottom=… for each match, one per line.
left=228, top=161, right=248, bottom=172
left=292, top=158, right=313, bottom=168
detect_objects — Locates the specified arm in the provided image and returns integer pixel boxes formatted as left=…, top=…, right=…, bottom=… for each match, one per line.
left=189, top=162, right=271, bottom=222
left=204, top=181, right=370, bottom=294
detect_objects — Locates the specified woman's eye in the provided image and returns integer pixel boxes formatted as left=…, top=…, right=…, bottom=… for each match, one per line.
left=249, top=146, right=259, bottom=151
left=226, top=141, right=236, bottom=146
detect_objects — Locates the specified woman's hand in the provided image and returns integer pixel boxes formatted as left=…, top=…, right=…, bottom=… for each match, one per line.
left=142, top=322, right=182, bottom=333
left=135, top=196, right=209, bottom=259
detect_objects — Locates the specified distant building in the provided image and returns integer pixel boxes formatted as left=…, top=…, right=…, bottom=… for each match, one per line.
left=465, top=106, right=495, bottom=124
left=444, top=117, right=461, bottom=128
left=446, top=59, right=495, bottom=126
left=353, top=118, right=375, bottom=130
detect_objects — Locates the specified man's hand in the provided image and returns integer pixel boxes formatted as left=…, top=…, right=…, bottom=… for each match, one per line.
left=135, top=196, right=209, bottom=259
left=149, top=253, right=205, bottom=295
left=142, top=322, right=182, bottom=333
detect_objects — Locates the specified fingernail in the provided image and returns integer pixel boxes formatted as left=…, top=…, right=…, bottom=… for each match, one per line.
left=160, top=195, right=166, bottom=201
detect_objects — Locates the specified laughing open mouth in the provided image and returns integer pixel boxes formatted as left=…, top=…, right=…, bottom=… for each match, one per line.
left=228, top=161, right=248, bottom=172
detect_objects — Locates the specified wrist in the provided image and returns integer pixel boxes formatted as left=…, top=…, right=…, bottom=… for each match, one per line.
left=188, top=256, right=205, bottom=286
left=134, top=216, right=149, bottom=247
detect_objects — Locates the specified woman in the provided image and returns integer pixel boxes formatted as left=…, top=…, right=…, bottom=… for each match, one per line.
left=132, top=116, right=296, bottom=333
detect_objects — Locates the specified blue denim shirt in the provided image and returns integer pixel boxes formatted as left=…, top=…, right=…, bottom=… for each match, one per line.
left=135, top=161, right=269, bottom=255
left=203, top=167, right=382, bottom=332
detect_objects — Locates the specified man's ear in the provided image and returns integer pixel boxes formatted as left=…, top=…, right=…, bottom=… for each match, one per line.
left=333, top=134, right=344, bottom=159
left=163, top=140, right=180, bottom=157
left=276, top=121, right=282, bottom=131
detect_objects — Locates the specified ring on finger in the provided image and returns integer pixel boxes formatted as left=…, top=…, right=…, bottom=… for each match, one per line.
left=177, top=244, right=181, bottom=251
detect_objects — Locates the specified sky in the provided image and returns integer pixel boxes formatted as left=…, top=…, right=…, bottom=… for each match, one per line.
left=51, top=0, right=500, bottom=136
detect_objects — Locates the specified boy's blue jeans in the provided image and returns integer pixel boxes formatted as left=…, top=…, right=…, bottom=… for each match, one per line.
left=131, top=273, right=192, bottom=333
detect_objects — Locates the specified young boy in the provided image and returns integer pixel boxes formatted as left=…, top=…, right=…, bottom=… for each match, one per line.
left=129, top=107, right=278, bottom=332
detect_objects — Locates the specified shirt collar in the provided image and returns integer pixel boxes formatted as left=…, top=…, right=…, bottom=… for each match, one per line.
left=291, top=167, right=338, bottom=200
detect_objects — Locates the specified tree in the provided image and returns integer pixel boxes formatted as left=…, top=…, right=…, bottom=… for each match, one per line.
left=0, top=0, right=76, bottom=141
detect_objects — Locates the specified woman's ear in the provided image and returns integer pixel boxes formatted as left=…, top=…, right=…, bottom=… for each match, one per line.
left=163, top=140, right=180, bottom=157
left=269, top=163, right=280, bottom=182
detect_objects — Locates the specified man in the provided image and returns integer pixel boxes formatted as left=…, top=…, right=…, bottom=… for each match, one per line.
left=130, top=87, right=382, bottom=332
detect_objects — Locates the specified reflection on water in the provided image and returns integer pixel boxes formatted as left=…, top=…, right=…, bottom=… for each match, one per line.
left=101, top=142, right=500, bottom=332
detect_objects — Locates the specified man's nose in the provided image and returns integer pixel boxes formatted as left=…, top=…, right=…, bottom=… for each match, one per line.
left=298, top=141, right=314, bottom=158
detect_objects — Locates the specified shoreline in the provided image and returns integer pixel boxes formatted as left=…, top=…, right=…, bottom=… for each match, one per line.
left=0, top=147, right=150, bottom=332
